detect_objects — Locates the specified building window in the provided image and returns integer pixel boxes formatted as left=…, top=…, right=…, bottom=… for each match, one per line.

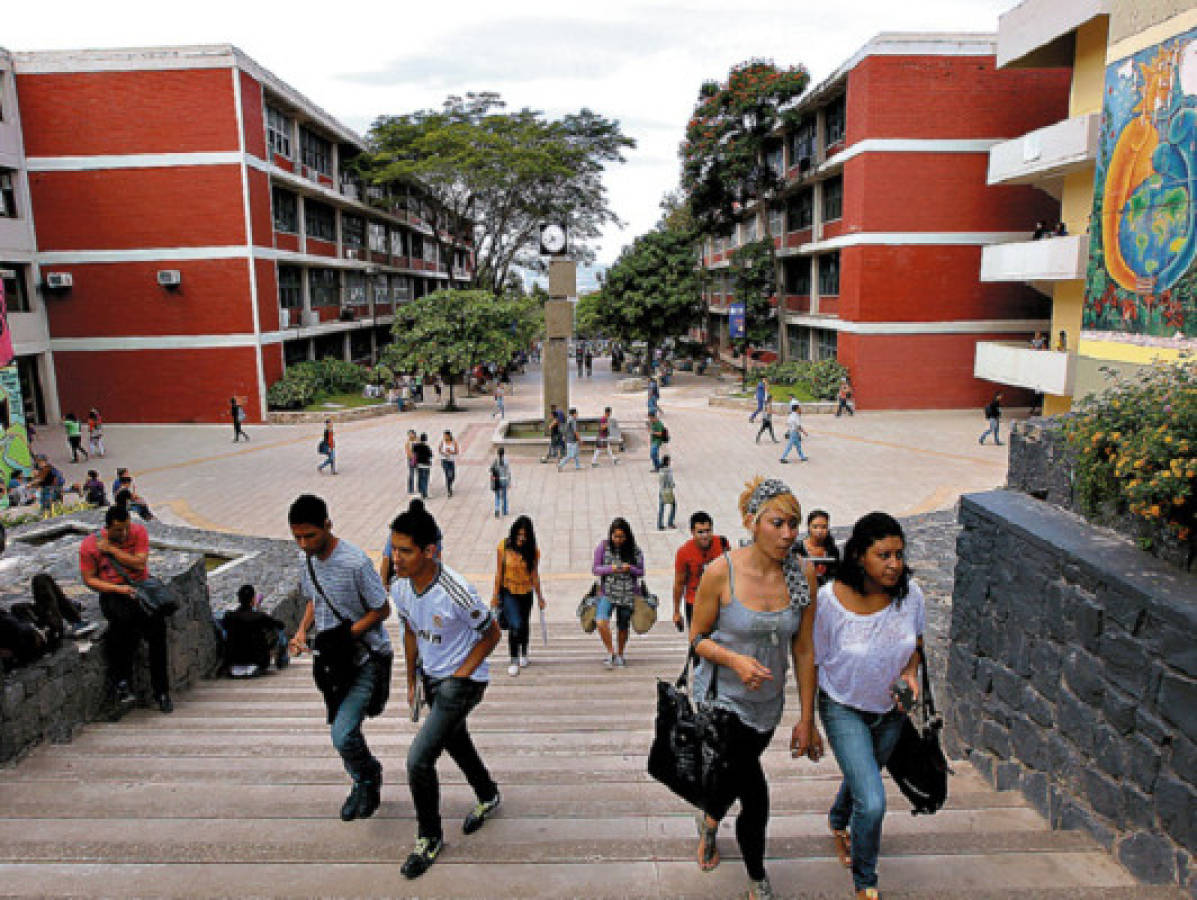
left=0, top=171, right=16, bottom=218
left=818, top=252, right=840, bottom=295
left=309, top=268, right=339, bottom=306
left=342, top=215, right=364, bottom=248
left=0, top=264, right=31, bottom=312
left=372, top=274, right=389, bottom=304
left=344, top=271, right=366, bottom=305
left=784, top=258, right=810, bottom=295
left=392, top=275, right=411, bottom=302
left=786, top=189, right=812, bottom=232
left=266, top=106, right=293, bottom=159
left=285, top=339, right=310, bottom=366
left=423, top=240, right=439, bottom=266
left=769, top=204, right=785, bottom=237
left=390, top=228, right=406, bottom=258
left=305, top=201, right=336, bottom=241
left=825, top=96, right=846, bottom=147
left=368, top=221, right=387, bottom=253
left=278, top=265, right=302, bottom=308
left=787, top=325, right=812, bottom=361
left=300, top=127, right=331, bottom=175
left=272, top=186, right=297, bottom=233
left=409, top=233, right=423, bottom=261
left=789, top=117, right=816, bottom=166
left=823, top=176, right=843, bottom=223
left=742, top=217, right=759, bottom=243
left=765, top=141, right=784, bottom=177
left=816, top=328, right=839, bottom=360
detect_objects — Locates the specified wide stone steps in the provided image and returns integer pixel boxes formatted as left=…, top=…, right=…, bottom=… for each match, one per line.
left=0, top=626, right=1169, bottom=896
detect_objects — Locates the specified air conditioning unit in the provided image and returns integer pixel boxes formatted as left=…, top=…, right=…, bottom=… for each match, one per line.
left=157, top=269, right=182, bottom=287
left=45, top=272, right=73, bottom=290
left=279, top=308, right=290, bottom=328
left=301, top=310, right=319, bottom=326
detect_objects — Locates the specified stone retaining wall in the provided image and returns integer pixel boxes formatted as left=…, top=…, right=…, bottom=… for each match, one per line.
left=707, top=395, right=837, bottom=414
left=0, top=513, right=303, bottom=764
left=267, top=403, right=394, bottom=425
left=947, top=490, right=1197, bottom=890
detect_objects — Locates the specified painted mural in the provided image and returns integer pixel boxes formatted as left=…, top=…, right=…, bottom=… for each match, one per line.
left=1086, top=27, right=1197, bottom=337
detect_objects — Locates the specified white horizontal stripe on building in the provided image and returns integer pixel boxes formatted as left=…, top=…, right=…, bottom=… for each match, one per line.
left=821, top=138, right=1002, bottom=169
left=26, top=152, right=242, bottom=171
left=50, top=317, right=400, bottom=353
left=37, top=246, right=252, bottom=264
left=778, top=232, right=1029, bottom=255
left=780, top=316, right=1050, bottom=335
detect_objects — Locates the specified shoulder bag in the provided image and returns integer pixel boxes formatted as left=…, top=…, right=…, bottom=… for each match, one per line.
left=647, top=645, right=736, bottom=809
left=496, top=542, right=511, bottom=631
left=100, top=534, right=179, bottom=618
left=885, top=646, right=952, bottom=815
left=577, top=580, right=599, bottom=633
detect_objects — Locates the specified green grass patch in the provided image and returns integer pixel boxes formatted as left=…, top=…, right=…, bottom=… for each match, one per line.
left=731, top=384, right=817, bottom=403
left=302, top=392, right=388, bottom=411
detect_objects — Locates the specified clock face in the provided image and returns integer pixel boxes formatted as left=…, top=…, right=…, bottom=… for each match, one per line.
left=541, top=224, right=567, bottom=254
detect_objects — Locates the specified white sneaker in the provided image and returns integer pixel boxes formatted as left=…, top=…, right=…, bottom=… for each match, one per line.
left=507, top=663, right=520, bottom=677
left=614, top=655, right=627, bottom=668
left=603, top=654, right=614, bottom=668
left=519, top=655, right=529, bottom=667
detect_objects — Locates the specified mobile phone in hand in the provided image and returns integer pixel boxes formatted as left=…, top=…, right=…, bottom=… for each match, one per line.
left=892, top=679, right=915, bottom=711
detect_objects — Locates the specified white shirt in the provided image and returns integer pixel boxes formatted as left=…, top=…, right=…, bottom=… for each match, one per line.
left=392, top=564, right=493, bottom=682
left=438, top=439, right=458, bottom=460
left=786, top=410, right=802, bottom=436
left=814, top=581, right=925, bottom=713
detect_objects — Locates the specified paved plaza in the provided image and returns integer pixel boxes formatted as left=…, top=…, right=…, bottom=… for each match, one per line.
left=34, top=358, right=1011, bottom=594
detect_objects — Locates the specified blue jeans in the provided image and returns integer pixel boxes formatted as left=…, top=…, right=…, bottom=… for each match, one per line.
left=318, top=449, right=337, bottom=472
left=407, top=463, right=416, bottom=492
left=417, top=466, right=430, bottom=499
left=780, top=432, right=807, bottom=461
left=749, top=397, right=764, bottom=422
left=501, top=590, right=533, bottom=658
left=441, top=460, right=456, bottom=494
left=649, top=442, right=662, bottom=470
left=558, top=442, right=580, bottom=469
left=658, top=497, right=676, bottom=529
left=330, top=657, right=382, bottom=784
left=979, top=417, right=1001, bottom=444
left=595, top=596, right=632, bottom=632
left=494, top=397, right=505, bottom=418
left=818, top=691, right=906, bottom=891
left=493, top=485, right=508, bottom=515
left=408, top=676, right=496, bottom=841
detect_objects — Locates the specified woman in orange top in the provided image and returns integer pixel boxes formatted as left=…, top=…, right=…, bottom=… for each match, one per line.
left=491, top=515, right=545, bottom=677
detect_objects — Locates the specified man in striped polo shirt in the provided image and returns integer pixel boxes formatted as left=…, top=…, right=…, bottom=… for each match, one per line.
left=389, top=500, right=501, bottom=879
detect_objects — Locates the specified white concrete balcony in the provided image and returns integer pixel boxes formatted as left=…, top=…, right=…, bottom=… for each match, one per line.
left=997, top=0, right=1110, bottom=69
left=974, top=341, right=1075, bottom=395
left=980, top=234, right=1088, bottom=283
left=987, top=113, right=1100, bottom=188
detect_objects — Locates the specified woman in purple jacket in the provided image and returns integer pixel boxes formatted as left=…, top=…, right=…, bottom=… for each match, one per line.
left=591, top=517, right=645, bottom=668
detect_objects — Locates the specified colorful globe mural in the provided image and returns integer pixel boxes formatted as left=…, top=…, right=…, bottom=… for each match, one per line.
left=1086, top=28, right=1197, bottom=337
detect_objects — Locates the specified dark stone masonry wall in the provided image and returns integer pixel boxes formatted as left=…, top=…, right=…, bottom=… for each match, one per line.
left=0, top=511, right=303, bottom=764
left=947, top=489, right=1197, bottom=891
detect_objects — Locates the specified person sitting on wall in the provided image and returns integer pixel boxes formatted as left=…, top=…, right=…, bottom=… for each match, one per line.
left=221, top=584, right=289, bottom=677
left=115, top=479, right=153, bottom=521
left=82, top=470, right=108, bottom=507
left=1031, top=220, right=1048, bottom=240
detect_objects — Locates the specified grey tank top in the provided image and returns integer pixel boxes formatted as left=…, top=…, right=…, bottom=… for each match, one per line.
left=692, top=552, right=804, bottom=733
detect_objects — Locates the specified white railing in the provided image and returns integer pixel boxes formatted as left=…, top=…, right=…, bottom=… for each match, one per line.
left=988, top=113, right=1100, bottom=186
left=974, top=340, right=1075, bottom=395
left=980, top=234, right=1088, bottom=283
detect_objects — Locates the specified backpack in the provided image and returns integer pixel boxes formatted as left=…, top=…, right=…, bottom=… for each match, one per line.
left=660, top=426, right=670, bottom=443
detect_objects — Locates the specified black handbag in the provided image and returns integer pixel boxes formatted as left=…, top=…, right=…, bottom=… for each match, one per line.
left=100, top=535, right=179, bottom=618
left=885, top=647, right=952, bottom=815
left=647, top=648, right=736, bottom=809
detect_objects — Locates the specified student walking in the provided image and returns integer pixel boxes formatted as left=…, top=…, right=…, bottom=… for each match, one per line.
left=230, top=396, right=250, bottom=442
left=286, top=494, right=393, bottom=822
left=541, top=405, right=565, bottom=463
left=794, top=509, right=840, bottom=587
left=64, top=413, right=88, bottom=463
left=979, top=392, right=1003, bottom=446
left=657, top=455, right=677, bottom=530
left=688, top=476, right=821, bottom=899
left=755, top=395, right=777, bottom=443
left=438, top=430, right=459, bottom=497
left=492, top=383, right=505, bottom=419
left=591, top=407, right=618, bottom=467
left=835, top=380, right=855, bottom=417
left=779, top=401, right=809, bottom=463
left=815, top=512, right=925, bottom=899
left=489, top=447, right=511, bottom=518
left=647, top=377, right=661, bottom=418
left=671, top=511, right=729, bottom=630
left=317, top=419, right=336, bottom=474
left=592, top=517, right=645, bottom=668
left=413, top=433, right=433, bottom=500
left=390, top=500, right=502, bottom=879
left=748, top=377, right=768, bottom=423
left=648, top=411, right=668, bottom=471
left=492, top=515, right=545, bottom=676
left=87, top=408, right=106, bottom=457
left=556, top=408, right=582, bottom=471
left=404, top=430, right=418, bottom=493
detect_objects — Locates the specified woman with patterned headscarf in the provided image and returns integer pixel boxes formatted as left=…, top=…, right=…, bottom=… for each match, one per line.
left=688, top=475, right=822, bottom=900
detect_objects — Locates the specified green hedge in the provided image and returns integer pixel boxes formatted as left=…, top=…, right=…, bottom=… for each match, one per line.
left=266, top=358, right=369, bottom=410
left=759, top=359, right=849, bottom=401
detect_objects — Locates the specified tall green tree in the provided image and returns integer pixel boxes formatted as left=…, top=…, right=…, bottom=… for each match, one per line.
left=381, top=289, right=533, bottom=409
left=356, top=93, right=635, bottom=294
left=593, top=226, right=704, bottom=353
left=680, top=59, right=810, bottom=376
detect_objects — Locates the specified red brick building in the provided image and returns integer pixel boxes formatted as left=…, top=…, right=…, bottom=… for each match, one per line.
left=7, top=45, right=471, bottom=423
left=701, top=33, right=1071, bottom=409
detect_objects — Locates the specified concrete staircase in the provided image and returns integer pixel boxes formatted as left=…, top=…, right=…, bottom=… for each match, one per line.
left=0, top=623, right=1176, bottom=897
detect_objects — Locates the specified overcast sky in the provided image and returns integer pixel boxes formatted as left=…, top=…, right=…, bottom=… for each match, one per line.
left=6, top=0, right=1015, bottom=264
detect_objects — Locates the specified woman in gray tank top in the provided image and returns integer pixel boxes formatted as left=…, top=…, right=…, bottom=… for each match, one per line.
left=688, top=476, right=822, bottom=900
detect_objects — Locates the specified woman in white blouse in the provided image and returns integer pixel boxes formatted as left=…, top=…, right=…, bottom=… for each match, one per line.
left=810, top=512, right=924, bottom=900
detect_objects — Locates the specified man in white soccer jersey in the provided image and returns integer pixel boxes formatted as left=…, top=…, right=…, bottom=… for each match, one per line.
left=388, top=499, right=502, bottom=879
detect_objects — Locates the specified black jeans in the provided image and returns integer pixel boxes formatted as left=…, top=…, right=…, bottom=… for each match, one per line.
left=704, top=714, right=775, bottom=881
left=99, top=591, right=169, bottom=696
left=408, top=676, right=496, bottom=841
left=501, top=591, right=533, bottom=659
left=31, top=574, right=83, bottom=639
left=755, top=419, right=776, bottom=443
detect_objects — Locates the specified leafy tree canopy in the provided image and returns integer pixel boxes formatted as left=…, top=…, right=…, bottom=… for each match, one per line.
left=680, top=59, right=810, bottom=236
left=730, top=238, right=777, bottom=346
left=356, top=93, right=635, bottom=295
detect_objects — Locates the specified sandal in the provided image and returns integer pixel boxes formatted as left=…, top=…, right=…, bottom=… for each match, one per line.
left=696, top=814, right=720, bottom=872
left=830, top=825, right=851, bottom=868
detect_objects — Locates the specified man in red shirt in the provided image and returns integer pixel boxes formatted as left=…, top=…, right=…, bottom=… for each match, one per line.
left=79, top=504, right=172, bottom=712
left=672, top=511, right=729, bottom=630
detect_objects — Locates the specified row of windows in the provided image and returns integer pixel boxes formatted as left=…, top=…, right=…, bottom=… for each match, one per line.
left=706, top=176, right=843, bottom=257
left=0, top=170, right=17, bottom=219
left=277, top=266, right=418, bottom=309
left=0, top=264, right=32, bottom=312
left=787, top=325, right=839, bottom=362
left=707, top=251, right=839, bottom=299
